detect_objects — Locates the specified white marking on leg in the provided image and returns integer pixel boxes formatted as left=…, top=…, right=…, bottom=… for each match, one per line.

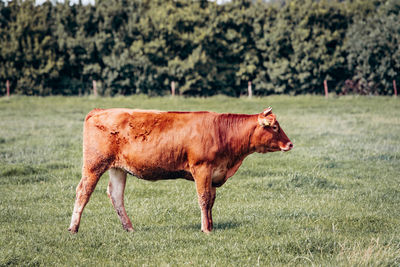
left=109, top=168, right=126, bottom=206
left=108, top=168, right=133, bottom=231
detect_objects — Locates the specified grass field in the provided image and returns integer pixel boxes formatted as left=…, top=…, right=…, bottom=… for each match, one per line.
left=0, top=95, right=399, bottom=266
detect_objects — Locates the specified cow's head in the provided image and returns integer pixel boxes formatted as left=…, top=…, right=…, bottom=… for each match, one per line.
left=251, top=107, right=293, bottom=153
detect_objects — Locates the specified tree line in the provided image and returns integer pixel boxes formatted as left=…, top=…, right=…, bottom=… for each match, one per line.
left=0, top=0, right=399, bottom=96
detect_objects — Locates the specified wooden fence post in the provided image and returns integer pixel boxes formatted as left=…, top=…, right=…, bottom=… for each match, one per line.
left=393, top=80, right=397, bottom=97
left=92, top=80, right=97, bottom=97
left=324, top=80, right=328, bottom=98
left=6, top=80, right=10, bottom=97
left=248, top=81, right=252, bottom=98
left=171, top=81, right=175, bottom=96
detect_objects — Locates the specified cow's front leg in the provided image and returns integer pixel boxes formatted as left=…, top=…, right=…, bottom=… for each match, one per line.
left=208, top=186, right=216, bottom=230
left=192, top=165, right=213, bottom=233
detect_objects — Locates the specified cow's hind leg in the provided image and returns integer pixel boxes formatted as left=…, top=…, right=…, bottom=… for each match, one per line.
left=68, top=155, right=112, bottom=233
left=107, top=168, right=133, bottom=232
left=68, top=168, right=103, bottom=233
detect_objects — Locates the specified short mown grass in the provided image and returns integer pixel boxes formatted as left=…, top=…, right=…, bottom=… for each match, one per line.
left=0, top=95, right=399, bottom=266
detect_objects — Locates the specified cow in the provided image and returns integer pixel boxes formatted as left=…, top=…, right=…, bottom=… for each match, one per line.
left=68, top=107, right=293, bottom=234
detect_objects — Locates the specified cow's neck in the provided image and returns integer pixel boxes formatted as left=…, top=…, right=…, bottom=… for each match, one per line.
left=218, top=113, right=257, bottom=158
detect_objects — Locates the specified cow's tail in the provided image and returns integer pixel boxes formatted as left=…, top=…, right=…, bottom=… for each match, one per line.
left=68, top=108, right=109, bottom=233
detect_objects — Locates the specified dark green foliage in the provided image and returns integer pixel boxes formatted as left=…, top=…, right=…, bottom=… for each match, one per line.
left=344, top=0, right=400, bottom=94
left=0, top=0, right=398, bottom=96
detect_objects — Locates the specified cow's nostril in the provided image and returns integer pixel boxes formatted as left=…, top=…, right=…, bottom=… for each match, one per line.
left=281, top=142, right=293, bottom=151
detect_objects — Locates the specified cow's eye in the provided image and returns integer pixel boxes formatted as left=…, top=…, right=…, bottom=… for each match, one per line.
left=272, top=125, right=279, bottom=132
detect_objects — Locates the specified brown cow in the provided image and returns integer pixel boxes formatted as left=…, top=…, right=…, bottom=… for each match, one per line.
left=68, top=107, right=292, bottom=233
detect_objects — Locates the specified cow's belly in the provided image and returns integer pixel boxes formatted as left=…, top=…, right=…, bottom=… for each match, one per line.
left=123, top=166, right=193, bottom=181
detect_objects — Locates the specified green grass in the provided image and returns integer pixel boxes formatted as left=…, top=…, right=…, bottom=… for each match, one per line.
left=0, top=95, right=399, bottom=266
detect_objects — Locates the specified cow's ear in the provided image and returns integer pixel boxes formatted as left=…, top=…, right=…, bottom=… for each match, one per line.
left=258, top=108, right=275, bottom=127
left=258, top=116, right=275, bottom=127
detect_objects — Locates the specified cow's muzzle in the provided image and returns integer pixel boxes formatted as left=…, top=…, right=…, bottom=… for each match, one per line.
left=281, top=142, right=293, bottom=152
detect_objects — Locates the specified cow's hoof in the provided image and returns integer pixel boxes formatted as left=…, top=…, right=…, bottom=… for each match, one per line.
left=68, top=226, right=79, bottom=234
left=122, top=223, right=134, bottom=232
left=125, top=227, right=134, bottom=232
left=201, top=229, right=212, bottom=234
